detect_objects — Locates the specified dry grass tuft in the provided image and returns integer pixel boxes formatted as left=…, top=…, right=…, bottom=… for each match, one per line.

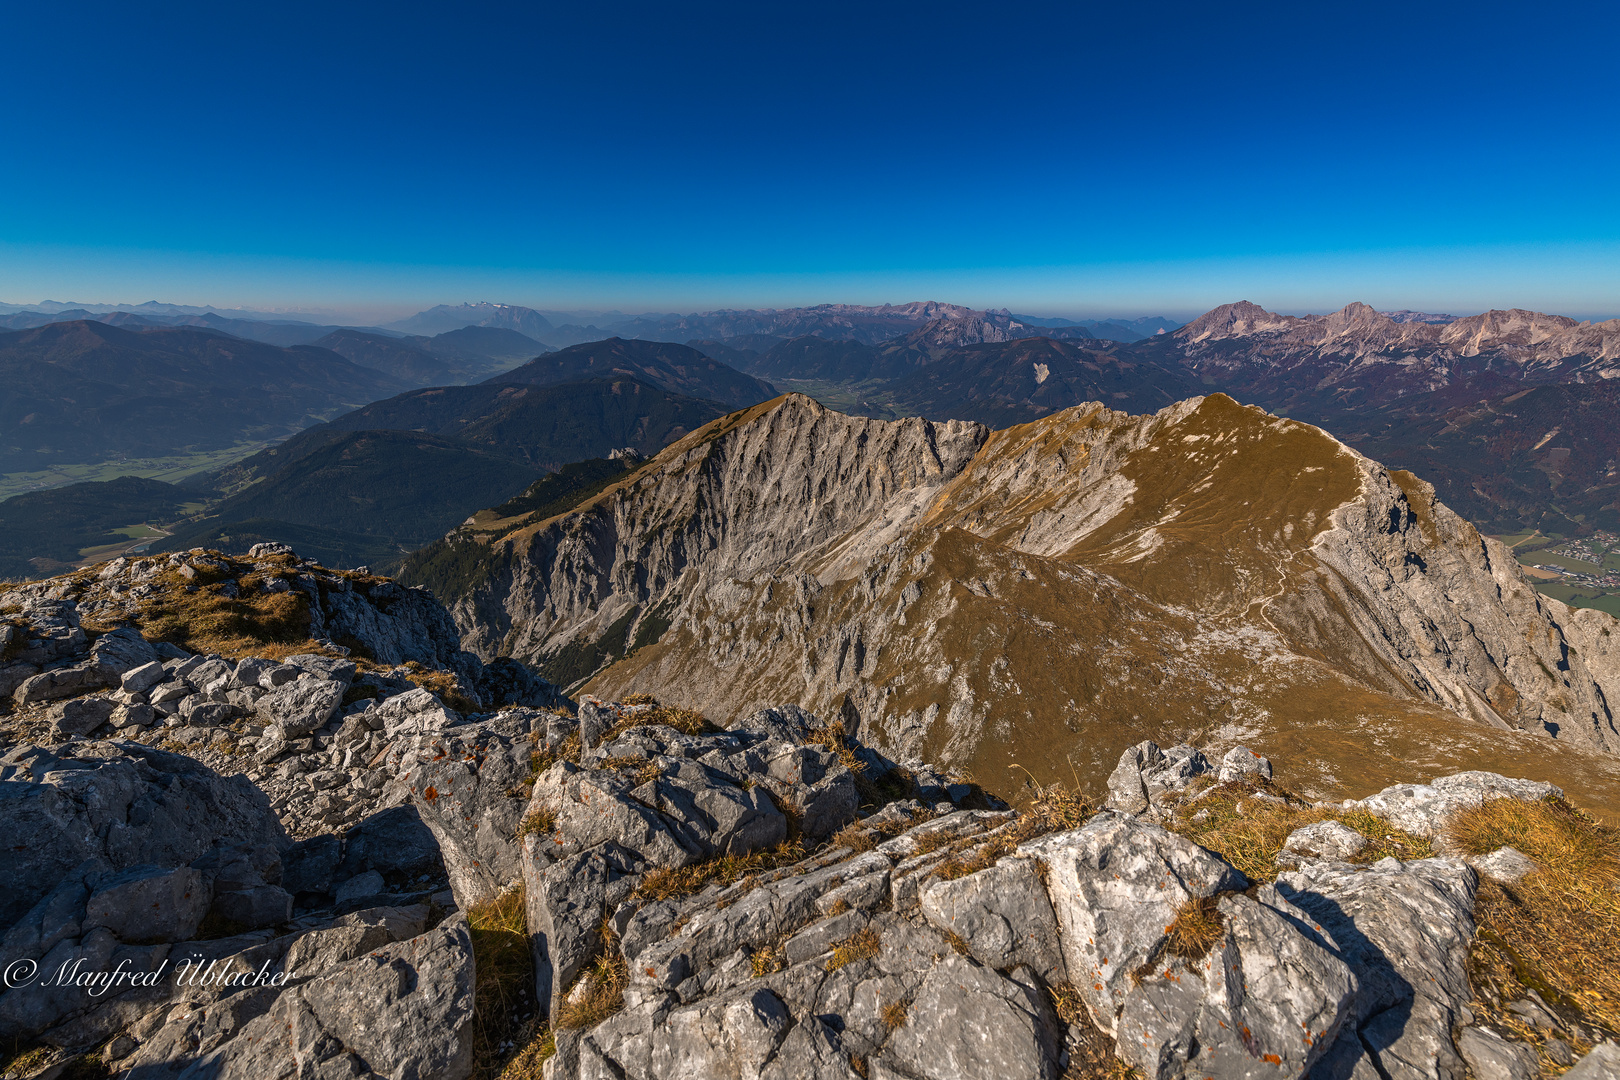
left=635, top=840, right=806, bottom=903
left=555, top=936, right=628, bottom=1031
left=826, top=926, right=882, bottom=971
left=1451, top=796, right=1620, bottom=1039
left=490, top=1029, right=555, bottom=1080
left=849, top=1054, right=869, bottom=1078
left=934, top=833, right=1023, bottom=882
left=750, top=943, right=786, bottom=978
left=402, top=662, right=481, bottom=713
left=910, top=830, right=957, bottom=857
left=830, top=822, right=878, bottom=853
left=599, top=703, right=718, bottom=744
left=620, top=692, right=659, bottom=705
left=880, top=998, right=910, bottom=1030
left=825, top=897, right=852, bottom=916
left=515, top=807, right=557, bottom=841
left=1162, top=780, right=1432, bottom=882
left=1163, top=896, right=1225, bottom=960
left=530, top=733, right=580, bottom=778
left=466, top=889, right=538, bottom=1080
left=942, top=929, right=972, bottom=957
left=633, top=760, right=662, bottom=787
left=1045, top=982, right=1139, bottom=1079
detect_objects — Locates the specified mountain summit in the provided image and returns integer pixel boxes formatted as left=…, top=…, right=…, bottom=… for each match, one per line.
left=411, top=392, right=1620, bottom=809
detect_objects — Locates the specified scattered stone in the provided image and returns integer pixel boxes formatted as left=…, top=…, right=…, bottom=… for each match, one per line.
left=256, top=675, right=345, bottom=737
left=1468, top=845, right=1538, bottom=883
left=1457, top=1026, right=1539, bottom=1080
left=1280, top=819, right=1368, bottom=864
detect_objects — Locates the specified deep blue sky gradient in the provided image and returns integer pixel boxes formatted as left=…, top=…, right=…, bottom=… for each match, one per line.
left=2, top=1, right=1618, bottom=319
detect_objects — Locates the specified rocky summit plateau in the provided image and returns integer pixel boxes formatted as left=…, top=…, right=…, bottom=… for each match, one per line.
left=3, top=394, right=1620, bottom=1080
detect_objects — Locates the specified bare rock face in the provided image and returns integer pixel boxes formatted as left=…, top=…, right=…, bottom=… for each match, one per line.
left=436, top=393, right=1620, bottom=805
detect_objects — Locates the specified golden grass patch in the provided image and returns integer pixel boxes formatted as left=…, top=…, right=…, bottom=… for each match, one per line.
left=635, top=840, right=807, bottom=903
left=1163, top=895, right=1225, bottom=960
left=1450, top=797, right=1620, bottom=1041
left=1162, top=780, right=1432, bottom=882
left=131, top=571, right=311, bottom=658
left=750, top=943, right=786, bottom=978
left=466, top=889, right=539, bottom=1080
left=826, top=926, right=882, bottom=971
left=515, top=808, right=557, bottom=841
left=530, top=733, right=581, bottom=778
left=880, top=998, right=910, bottom=1030
left=555, top=946, right=628, bottom=1031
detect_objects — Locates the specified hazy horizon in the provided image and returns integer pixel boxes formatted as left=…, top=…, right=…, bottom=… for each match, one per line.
left=3, top=2, right=1615, bottom=328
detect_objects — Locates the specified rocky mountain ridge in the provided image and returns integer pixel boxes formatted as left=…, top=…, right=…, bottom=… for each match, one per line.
left=431, top=392, right=1620, bottom=811
left=1179, top=300, right=1620, bottom=374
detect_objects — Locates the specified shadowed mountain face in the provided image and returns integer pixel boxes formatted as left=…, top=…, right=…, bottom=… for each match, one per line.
left=156, top=430, right=542, bottom=565
left=487, top=338, right=776, bottom=409
left=0, top=320, right=409, bottom=473
left=429, top=393, right=1620, bottom=813
left=877, top=336, right=1202, bottom=428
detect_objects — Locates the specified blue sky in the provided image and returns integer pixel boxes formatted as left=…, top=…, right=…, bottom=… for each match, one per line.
left=2, top=1, right=1617, bottom=321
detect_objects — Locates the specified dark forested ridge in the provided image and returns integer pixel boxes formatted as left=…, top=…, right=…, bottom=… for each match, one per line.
left=0, top=320, right=409, bottom=473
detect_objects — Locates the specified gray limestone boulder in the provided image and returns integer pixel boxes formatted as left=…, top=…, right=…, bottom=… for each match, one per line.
left=1105, top=741, right=1214, bottom=815
left=1218, top=744, right=1273, bottom=782
left=646, top=985, right=793, bottom=1078
left=1280, top=820, right=1368, bottom=864
left=82, top=864, right=211, bottom=943
left=88, top=628, right=159, bottom=681
left=525, top=843, right=638, bottom=1022
left=0, top=741, right=287, bottom=929
left=1468, top=846, right=1538, bottom=884
left=393, top=712, right=533, bottom=909
left=919, top=857, right=1065, bottom=983
left=1348, top=771, right=1563, bottom=839
left=49, top=694, right=117, bottom=738
left=375, top=685, right=460, bottom=737
left=186, top=915, right=476, bottom=1080
left=532, top=762, right=696, bottom=870
left=1017, top=811, right=1246, bottom=1033
left=12, top=663, right=104, bottom=707
left=1566, top=1042, right=1620, bottom=1079
left=1456, top=1026, right=1538, bottom=1080
left=878, top=956, right=1063, bottom=1080
left=734, top=703, right=821, bottom=744
left=1275, top=857, right=1478, bottom=1080
left=120, top=659, right=168, bottom=694
left=1116, top=889, right=1355, bottom=1079
left=255, top=674, right=345, bottom=737
left=285, top=652, right=358, bottom=687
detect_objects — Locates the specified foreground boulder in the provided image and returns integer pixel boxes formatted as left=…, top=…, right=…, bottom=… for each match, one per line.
left=0, top=741, right=475, bottom=1080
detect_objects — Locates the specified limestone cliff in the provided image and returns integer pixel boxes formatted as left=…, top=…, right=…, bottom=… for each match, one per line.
left=441, top=393, right=1620, bottom=809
